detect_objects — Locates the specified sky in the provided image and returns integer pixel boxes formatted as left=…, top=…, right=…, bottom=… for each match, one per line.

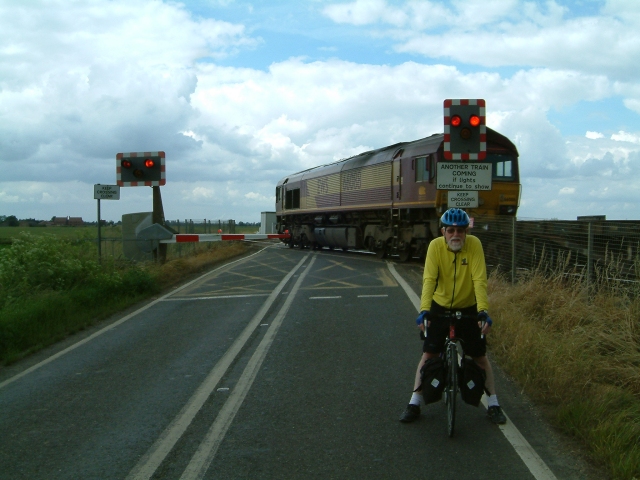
left=1, top=0, right=639, bottom=222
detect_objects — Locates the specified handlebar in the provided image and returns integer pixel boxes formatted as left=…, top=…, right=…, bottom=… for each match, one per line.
left=431, top=311, right=477, bottom=321
left=420, top=311, right=487, bottom=340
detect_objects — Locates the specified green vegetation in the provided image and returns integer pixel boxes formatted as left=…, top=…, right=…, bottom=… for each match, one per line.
left=0, top=231, right=248, bottom=364
left=489, top=267, right=640, bottom=480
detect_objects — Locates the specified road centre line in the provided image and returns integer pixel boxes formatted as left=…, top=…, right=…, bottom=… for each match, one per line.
left=309, top=296, right=342, bottom=299
left=357, top=294, right=388, bottom=298
left=385, top=261, right=558, bottom=480
left=162, top=294, right=270, bottom=301
left=126, top=253, right=310, bottom=480
left=179, top=254, right=318, bottom=479
left=0, top=247, right=272, bottom=391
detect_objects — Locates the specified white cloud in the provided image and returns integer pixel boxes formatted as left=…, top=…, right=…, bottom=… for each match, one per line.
left=322, top=0, right=408, bottom=26
left=2, top=0, right=640, bottom=222
left=611, top=131, right=640, bottom=143
left=0, top=0, right=256, bottom=180
left=322, top=0, right=640, bottom=83
left=186, top=187, right=216, bottom=200
left=245, top=192, right=271, bottom=202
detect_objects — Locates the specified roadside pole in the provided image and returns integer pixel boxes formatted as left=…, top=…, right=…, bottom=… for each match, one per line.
left=97, top=198, right=102, bottom=262
left=94, top=184, right=121, bottom=263
left=152, top=186, right=167, bottom=264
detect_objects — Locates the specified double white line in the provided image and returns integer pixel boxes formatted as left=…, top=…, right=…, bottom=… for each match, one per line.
left=127, top=253, right=315, bottom=480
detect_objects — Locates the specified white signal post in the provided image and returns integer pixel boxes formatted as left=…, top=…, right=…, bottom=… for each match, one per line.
left=94, top=184, right=121, bottom=262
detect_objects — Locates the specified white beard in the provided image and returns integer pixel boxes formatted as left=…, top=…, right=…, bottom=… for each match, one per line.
left=446, top=237, right=465, bottom=252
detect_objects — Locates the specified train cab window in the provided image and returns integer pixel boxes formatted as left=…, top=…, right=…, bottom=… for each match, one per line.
left=496, top=160, right=512, bottom=177
left=415, top=156, right=430, bottom=182
left=486, top=153, right=516, bottom=181
left=285, top=188, right=300, bottom=209
left=276, top=186, right=281, bottom=203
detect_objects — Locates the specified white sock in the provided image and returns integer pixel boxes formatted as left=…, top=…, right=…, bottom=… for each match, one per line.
left=410, top=393, right=423, bottom=406
left=487, top=394, right=499, bottom=408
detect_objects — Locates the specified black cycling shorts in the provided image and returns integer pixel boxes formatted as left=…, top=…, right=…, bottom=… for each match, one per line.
left=423, top=302, right=486, bottom=358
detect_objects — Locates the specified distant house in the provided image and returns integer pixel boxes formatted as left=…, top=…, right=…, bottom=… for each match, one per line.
left=51, top=216, right=84, bottom=226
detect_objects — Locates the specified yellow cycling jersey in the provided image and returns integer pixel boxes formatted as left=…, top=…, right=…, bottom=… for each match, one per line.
left=420, top=234, right=489, bottom=312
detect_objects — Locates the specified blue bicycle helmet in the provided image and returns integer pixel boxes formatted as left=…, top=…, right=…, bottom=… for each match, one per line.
left=440, top=208, right=470, bottom=227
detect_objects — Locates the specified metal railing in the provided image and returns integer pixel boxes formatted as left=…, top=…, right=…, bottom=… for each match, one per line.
left=470, top=215, right=640, bottom=292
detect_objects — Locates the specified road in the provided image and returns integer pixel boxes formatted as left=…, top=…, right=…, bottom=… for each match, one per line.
left=0, top=245, right=596, bottom=479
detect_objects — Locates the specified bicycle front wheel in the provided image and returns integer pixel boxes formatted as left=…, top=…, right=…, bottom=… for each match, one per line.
left=446, top=342, right=458, bottom=437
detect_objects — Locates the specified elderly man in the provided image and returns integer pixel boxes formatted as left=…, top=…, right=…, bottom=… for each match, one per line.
left=399, top=208, right=506, bottom=425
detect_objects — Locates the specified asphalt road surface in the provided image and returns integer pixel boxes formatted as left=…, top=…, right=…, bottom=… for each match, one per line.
left=0, top=245, right=598, bottom=479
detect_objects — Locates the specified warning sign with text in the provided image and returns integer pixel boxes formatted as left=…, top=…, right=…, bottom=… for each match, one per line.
left=436, top=162, right=492, bottom=191
left=448, top=191, right=478, bottom=208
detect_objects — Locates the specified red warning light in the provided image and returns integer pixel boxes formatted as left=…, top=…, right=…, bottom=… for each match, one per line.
left=469, top=115, right=481, bottom=127
left=122, top=159, right=132, bottom=168
left=450, top=115, right=462, bottom=127
left=144, top=159, right=155, bottom=168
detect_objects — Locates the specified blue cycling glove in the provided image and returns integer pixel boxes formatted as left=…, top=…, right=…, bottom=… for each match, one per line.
left=416, top=310, right=429, bottom=326
left=477, top=311, right=493, bottom=326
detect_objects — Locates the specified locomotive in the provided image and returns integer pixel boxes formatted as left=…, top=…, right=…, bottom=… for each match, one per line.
left=275, top=127, right=520, bottom=261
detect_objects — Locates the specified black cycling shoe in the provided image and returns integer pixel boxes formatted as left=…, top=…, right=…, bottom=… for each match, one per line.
left=399, top=404, right=421, bottom=423
left=487, top=405, right=507, bottom=424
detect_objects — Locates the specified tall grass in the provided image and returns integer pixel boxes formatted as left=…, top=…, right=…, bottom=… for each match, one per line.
left=0, top=232, right=248, bottom=364
left=489, top=260, right=640, bottom=479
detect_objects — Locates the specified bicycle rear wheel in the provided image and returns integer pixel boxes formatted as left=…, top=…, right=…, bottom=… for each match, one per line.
left=446, top=342, right=458, bottom=437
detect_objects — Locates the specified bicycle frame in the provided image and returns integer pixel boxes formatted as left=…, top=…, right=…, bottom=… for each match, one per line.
left=443, top=312, right=462, bottom=437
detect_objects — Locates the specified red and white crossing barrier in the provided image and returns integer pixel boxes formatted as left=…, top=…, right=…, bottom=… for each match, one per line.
left=160, top=233, right=290, bottom=244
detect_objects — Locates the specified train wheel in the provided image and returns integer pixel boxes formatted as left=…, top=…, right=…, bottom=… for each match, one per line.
left=299, top=234, right=308, bottom=249
left=374, top=244, right=387, bottom=259
left=398, top=247, right=413, bottom=263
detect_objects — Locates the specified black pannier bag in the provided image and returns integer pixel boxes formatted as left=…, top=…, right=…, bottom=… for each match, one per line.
left=418, top=357, right=445, bottom=404
left=458, top=357, right=486, bottom=406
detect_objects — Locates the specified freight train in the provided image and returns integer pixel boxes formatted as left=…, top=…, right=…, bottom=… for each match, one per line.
left=275, top=127, right=521, bottom=261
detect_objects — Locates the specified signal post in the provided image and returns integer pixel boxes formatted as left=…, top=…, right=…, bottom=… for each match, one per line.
left=438, top=99, right=491, bottom=212
left=116, top=151, right=169, bottom=263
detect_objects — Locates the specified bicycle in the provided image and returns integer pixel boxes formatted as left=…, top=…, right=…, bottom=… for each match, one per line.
left=424, top=311, right=482, bottom=437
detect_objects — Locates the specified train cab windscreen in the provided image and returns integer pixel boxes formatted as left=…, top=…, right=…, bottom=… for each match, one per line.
left=486, top=153, right=518, bottom=182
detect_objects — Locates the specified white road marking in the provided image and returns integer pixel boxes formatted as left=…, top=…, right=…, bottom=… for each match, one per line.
left=162, top=294, right=270, bottom=301
left=386, top=261, right=558, bottom=480
left=0, top=248, right=271, bottom=391
left=309, top=296, right=342, bottom=299
left=179, top=255, right=318, bottom=480
left=357, top=294, right=388, bottom=298
left=125, top=254, right=310, bottom=480
left=481, top=396, right=558, bottom=480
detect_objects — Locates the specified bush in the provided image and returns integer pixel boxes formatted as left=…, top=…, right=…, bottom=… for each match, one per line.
left=0, top=233, right=160, bottom=363
left=0, top=233, right=100, bottom=304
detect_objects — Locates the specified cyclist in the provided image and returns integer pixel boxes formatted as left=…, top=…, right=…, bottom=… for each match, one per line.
left=399, top=208, right=507, bottom=425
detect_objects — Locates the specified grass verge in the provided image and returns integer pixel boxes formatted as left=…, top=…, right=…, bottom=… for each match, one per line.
left=489, top=270, right=640, bottom=480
